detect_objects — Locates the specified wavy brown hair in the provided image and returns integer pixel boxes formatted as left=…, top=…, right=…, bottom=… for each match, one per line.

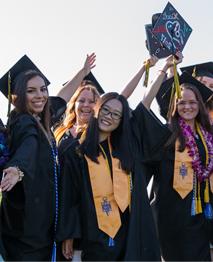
left=166, top=83, right=213, bottom=151
left=54, top=80, right=100, bottom=143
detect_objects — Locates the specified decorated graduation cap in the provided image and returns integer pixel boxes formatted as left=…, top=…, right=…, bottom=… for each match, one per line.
left=156, top=72, right=213, bottom=120
left=152, top=2, right=192, bottom=55
left=145, top=12, right=171, bottom=59
left=145, top=23, right=171, bottom=59
left=84, top=72, right=104, bottom=95
left=0, top=55, right=50, bottom=99
left=180, top=62, right=213, bottom=78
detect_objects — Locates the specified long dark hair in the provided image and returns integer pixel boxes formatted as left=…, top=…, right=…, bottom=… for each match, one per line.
left=10, top=70, right=51, bottom=133
left=166, top=83, right=213, bottom=151
left=80, top=92, right=134, bottom=172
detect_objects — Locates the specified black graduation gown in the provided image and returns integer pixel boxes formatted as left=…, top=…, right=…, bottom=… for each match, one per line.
left=0, top=97, right=66, bottom=261
left=150, top=138, right=213, bottom=261
left=57, top=102, right=170, bottom=261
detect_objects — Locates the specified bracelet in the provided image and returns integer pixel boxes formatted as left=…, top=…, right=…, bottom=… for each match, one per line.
left=158, top=70, right=167, bottom=75
left=15, top=166, right=24, bottom=181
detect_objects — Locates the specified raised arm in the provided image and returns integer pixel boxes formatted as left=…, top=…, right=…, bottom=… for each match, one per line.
left=121, top=56, right=158, bottom=99
left=57, top=53, right=96, bottom=103
left=142, top=53, right=183, bottom=110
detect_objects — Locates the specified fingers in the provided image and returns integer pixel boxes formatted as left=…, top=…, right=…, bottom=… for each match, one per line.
left=62, top=240, right=73, bottom=260
left=0, top=170, right=19, bottom=192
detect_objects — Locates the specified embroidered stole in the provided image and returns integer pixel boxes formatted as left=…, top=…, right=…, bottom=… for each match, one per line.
left=173, top=140, right=213, bottom=198
left=84, top=145, right=129, bottom=239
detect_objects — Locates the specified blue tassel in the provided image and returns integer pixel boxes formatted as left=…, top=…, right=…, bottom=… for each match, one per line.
left=108, top=237, right=115, bottom=247
left=51, top=241, right=57, bottom=262
left=204, top=203, right=213, bottom=220
left=191, top=198, right=196, bottom=216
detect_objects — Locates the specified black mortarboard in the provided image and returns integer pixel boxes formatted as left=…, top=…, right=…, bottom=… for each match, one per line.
left=83, top=72, right=104, bottom=95
left=152, top=13, right=161, bottom=27
left=152, top=2, right=192, bottom=54
left=180, top=62, right=213, bottom=78
left=156, top=72, right=213, bottom=119
left=145, top=24, right=171, bottom=59
left=0, top=55, right=50, bottom=99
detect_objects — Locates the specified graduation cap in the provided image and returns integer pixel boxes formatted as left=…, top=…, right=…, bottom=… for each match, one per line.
left=0, top=55, right=50, bottom=99
left=180, top=62, right=213, bottom=78
left=152, top=2, right=192, bottom=54
left=83, top=72, right=104, bottom=95
left=145, top=23, right=171, bottom=59
left=156, top=72, right=213, bottom=120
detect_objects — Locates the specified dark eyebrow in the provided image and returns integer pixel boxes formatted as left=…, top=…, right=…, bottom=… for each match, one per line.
left=27, top=85, right=46, bottom=89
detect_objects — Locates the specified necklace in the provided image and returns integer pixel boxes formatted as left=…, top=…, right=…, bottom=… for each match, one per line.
left=179, top=117, right=213, bottom=182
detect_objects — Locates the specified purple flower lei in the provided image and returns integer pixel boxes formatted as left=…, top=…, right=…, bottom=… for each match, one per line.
left=179, top=117, right=213, bottom=182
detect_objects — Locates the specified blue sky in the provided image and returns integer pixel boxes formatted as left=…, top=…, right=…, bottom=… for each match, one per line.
left=0, top=0, right=212, bottom=123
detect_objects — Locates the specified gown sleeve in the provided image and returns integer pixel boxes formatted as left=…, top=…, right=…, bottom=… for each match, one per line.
left=5, top=114, right=38, bottom=180
left=48, top=96, right=67, bottom=127
left=56, top=141, right=82, bottom=241
left=131, top=102, right=171, bottom=162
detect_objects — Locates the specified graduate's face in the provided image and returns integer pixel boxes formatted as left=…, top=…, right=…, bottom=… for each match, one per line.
left=98, top=99, right=123, bottom=134
left=26, top=76, right=48, bottom=115
left=177, top=89, right=199, bottom=122
left=196, top=76, right=213, bottom=90
left=75, top=89, right=96, bottom=124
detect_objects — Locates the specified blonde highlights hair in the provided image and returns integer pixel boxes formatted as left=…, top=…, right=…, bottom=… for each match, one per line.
left=54, top=80, right=100, bottom=143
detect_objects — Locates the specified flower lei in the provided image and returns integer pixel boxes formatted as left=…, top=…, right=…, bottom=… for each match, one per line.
left=179, top=117, right=213, bottom=182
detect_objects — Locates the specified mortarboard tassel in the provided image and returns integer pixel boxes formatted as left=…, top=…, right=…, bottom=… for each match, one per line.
left=192, top=66, right=196, bottom=77
left=173, top=57, right=181, bottom=99
left=7, top=72, right=12, bottom=117
left=108, top=237, right=115, bottom=247
left=143, top=60, right=150, bottom=87
left=51, top=241, right=57, bottom=262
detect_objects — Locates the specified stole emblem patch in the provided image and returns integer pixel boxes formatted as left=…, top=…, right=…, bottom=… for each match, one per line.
left=101, top=197, right=112, bottom=216
left=179, top=162, right=187, bottom=178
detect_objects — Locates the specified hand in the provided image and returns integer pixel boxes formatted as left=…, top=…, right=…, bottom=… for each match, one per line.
left=62, top=239, right=74, bottom=260
left=83, top=53, right=96, bottom=76
left=165, top=51, right=183, bottom=68
left=0, top=167, right=20, bottom=192
left=147, top=55, right=159, bottom=68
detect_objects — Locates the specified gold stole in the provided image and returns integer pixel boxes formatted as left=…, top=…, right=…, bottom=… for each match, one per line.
left=173, top=140, right=213, bottom=198
left=85, top=145, right=129, bottom=239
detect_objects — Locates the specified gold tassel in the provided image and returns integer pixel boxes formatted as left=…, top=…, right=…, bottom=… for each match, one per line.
left=192, top=66, right=196, bottom=77
left=7, top=72, right=12, bottom=117
left=204, top=179, right=210, bottom=203
left=173, top=56, right=181, bottom=99
left=143, top=60, right=150, bottom=87
left=196, top=181, right=202, bottom=214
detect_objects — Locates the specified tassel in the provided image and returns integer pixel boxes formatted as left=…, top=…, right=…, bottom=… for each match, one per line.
left=108, top=237, right=115, bottom=247
left=196, top=181, right=202, bottom=214
left=7, top=72, right=12, bottom=117
left=192, top=66, right=196, bottom=77
left=143, top=60, right=150, bottom=87
left=51, top=241, right=57, bottom=262
left=204, top=203, right=213, bottom=220
left=173, top=57, right=181, bottom=99
left=204, top=179, right=210, bottom=203
left=191, top=198, right=196, bottom=216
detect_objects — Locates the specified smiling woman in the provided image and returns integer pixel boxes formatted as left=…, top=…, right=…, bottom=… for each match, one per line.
left=56, top=91, right=171, bottom=261
left=0, top=53, right=97, bottom=261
